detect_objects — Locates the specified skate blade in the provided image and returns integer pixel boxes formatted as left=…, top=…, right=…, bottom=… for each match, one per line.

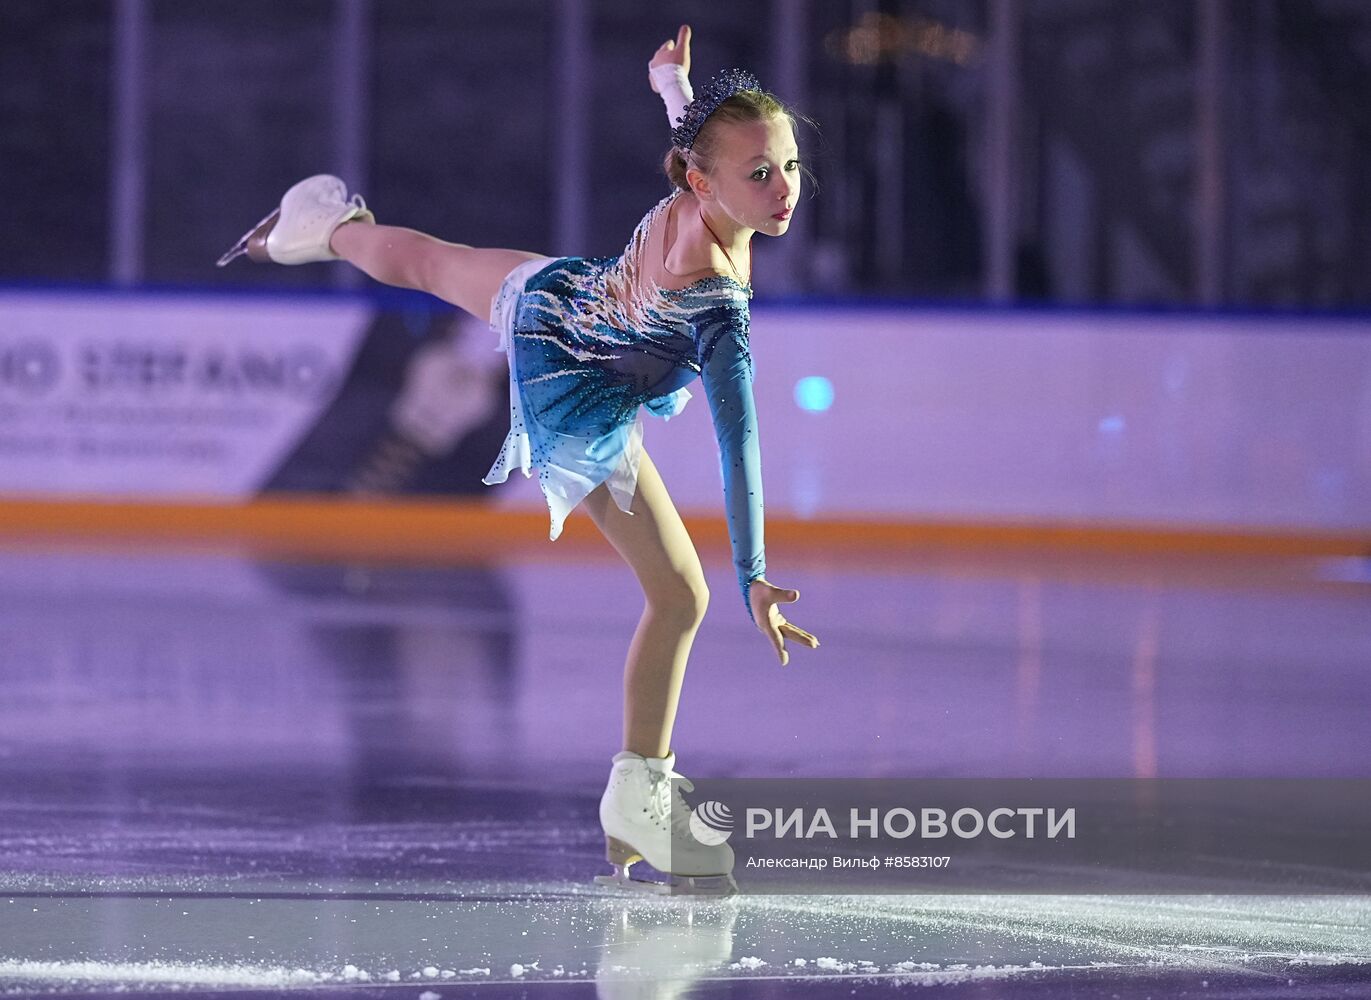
left=592, top=871, right=738, bottom=897
left=666, top=873, right=739, bottom=898
left=593, top=872, right=672, bottom=896
left=215, top=208, right=279, bottom=267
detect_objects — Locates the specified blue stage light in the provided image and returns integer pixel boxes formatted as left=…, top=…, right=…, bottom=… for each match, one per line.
left=795, top=376, right=834, bottom=412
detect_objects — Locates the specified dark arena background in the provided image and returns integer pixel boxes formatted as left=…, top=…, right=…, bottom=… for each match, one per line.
left=1, top=1, right=1369, bottom=997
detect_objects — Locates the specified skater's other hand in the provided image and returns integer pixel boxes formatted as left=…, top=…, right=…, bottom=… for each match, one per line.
left=649, top=24, right=692, bottom=86
left=748, top=579, right=819, bottom=667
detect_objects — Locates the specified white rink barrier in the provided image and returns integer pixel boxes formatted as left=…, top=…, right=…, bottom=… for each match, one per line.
left=1, top=290, right=1368, bottom=532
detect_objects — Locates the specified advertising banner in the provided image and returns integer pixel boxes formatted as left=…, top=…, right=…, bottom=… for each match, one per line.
left=0, top=293, right=509, bottom=500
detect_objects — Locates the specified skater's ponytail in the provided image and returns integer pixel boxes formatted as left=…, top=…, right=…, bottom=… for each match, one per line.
left=663, top=89, right=817, bottom=193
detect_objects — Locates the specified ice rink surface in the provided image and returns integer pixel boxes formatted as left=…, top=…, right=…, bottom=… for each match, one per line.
left=0, top=535, right=1368, bottom=997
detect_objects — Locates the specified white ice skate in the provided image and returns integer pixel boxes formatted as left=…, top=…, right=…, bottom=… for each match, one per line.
left=216, top=174, right=373, bottom=267
left=595, top=750, right=737, bottom=896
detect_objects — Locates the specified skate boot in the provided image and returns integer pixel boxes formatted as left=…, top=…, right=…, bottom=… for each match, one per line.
left=595, top=750, right=736, bottom=896
left=216, top=174, right=374, bottom=267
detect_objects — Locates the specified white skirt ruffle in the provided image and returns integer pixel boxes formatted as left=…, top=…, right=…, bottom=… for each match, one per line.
left=481, top=256, right=690, bottom=539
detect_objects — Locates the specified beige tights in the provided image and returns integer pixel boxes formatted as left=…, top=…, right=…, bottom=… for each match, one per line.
left=582, top=450, right=709, bottom=759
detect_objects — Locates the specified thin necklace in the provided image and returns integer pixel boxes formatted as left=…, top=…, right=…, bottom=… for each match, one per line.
left=697, top=208, right=751, bottom=286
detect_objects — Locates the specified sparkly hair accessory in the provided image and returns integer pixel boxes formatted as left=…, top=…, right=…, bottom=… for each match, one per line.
left=671, top=67, right=763, bottom=151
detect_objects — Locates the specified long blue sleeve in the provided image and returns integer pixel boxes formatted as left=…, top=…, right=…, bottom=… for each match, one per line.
left=694, top=297, right=766, bottom=620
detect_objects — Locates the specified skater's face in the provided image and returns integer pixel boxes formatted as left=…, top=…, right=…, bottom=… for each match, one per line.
left=697, top=116, right=800, bottom=236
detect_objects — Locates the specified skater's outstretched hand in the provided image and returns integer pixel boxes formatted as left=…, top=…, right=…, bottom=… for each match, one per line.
left=749, top=579, right=820, bottom=667
left=649, top=24, right=691, bottom=88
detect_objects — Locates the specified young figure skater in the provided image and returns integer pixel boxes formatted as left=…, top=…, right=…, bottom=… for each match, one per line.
left=218, top=25, right=819, bottom=892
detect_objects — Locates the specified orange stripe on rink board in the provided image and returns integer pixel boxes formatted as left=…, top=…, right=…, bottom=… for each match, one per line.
left=0, top=497, right=1366, bottom=563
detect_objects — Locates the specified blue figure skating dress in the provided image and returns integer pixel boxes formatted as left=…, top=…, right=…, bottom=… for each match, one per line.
left=483, top=189, right=765, bottom=613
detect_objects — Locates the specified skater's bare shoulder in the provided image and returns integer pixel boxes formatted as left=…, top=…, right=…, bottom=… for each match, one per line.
left=651, top=191, right=737, bottom=289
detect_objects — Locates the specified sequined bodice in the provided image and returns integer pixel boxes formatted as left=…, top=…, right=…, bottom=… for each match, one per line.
left=514, top=191, right=755, bottom=427
left=499, top=191, right=766, bottom=615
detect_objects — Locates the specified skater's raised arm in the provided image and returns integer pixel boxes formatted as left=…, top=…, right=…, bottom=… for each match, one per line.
left=649, top=24, right=693, bottom=128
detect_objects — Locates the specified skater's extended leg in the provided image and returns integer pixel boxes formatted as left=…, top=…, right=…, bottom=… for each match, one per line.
left=583, top=449, right=708, bottom=760
left=329, top=222, right=547, bottom=323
